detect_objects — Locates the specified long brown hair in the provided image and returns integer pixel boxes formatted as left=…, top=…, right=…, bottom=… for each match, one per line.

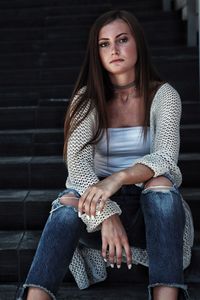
left=63, top=10, right=163, bottom=159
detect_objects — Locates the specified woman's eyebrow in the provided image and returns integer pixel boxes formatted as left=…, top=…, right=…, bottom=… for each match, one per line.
left=98, top=32, right=128, bottom=41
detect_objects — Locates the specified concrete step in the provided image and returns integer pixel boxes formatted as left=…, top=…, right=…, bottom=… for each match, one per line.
left=0, top=128, right=63, bottom=156
left=2, top=77, right=198, bottom=105
left=0, top=188, right=199, bottom=230
left=0, top=101, right=199, bottom=130
left=0, top=6, right=109, bottom=27
left=0, top=39, right=196, bottom=56
left=0, top=47, right=197, bottom=69
left=0, top=105, right=67, bottom=130
left=0, top=58, right=197, bottom=84
left=0, top=229, right=199, bottom=284
left=0, top=153, right=199, bottom=188
left=0, top=124, right=199, bottom=156
left=44, top=11, right=181, bottom=27
left=0, top=19, right=185, bottom=46
left=0, top=0, right=161, bottom=12
left=179, top=154, right=200, bottom=187
left=0, top=85, right=73, bottom=100
left=0, top=153, right=200, bottom=189
left=0, top=156, right=66, bottom=189
left=0, top=91, right=40, bottom=107
left=2, top=283, right=200, bottom=300
left=0, top=45, right=197, bottom=90
left=43, top=21, right=186, bottom=45
left=0, top=283, right=150, bottom=300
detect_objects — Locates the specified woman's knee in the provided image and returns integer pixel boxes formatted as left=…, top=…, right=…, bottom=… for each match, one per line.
left=141, top=179, right=184, bottom=222
left=27, top=287, right=52, bottom=300
left=144, top=175, right=172, bottom=191
left=59, top=192, right=79, bottom=209
left=50, top=196, right=81, bottom=229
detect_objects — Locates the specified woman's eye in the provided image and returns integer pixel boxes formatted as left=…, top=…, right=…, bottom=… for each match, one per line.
left=119, top=37, right=128, bottom=43
left=99, top=42, right=109, bottom=48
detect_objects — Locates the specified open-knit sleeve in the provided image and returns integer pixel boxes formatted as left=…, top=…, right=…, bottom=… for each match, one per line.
left=66, top=106, right=99, bottom=194
left=134, top=83, right=182, bottom=186
left=65, top=95, right=122, bottom=232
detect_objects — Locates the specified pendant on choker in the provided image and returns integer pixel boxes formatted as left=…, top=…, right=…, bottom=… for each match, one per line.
left=112, top=80, right=137, bottom=90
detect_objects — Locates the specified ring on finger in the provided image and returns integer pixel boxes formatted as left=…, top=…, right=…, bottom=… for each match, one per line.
left=97, top=197, right=103, bottom=204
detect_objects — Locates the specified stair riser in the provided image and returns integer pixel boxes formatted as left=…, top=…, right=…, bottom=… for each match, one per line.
left=180, top=160, right=200, bottom=187
left=0, top=1, right=161, bottom=13
left=0, top=193, right=199, bottom=231
left=0, top=231, right=199, bottom=283
left=0, top=13, right=182, bottom=29
left=0, top=54, right=197, bottom=71
left=0, top=85, right=73, bottom=100
left=0, top=66, right=196, bottom=84
left=0, top=104, right=199, bottom=130
left=0, top=107, right=66, bottom=129
left=0, top=127, right=199, bottom=156
left=0, top=28, right=185, bottom=47
left=1, top=42, right=197, bottom=56
left=0, top=157, right=199, bottom=189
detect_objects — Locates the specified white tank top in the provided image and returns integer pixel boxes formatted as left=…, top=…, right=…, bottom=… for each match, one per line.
left=94, top=126, right=150, bottom=177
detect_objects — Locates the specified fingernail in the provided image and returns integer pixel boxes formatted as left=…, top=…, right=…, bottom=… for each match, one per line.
left=103, top=258, right=107, bottom=262
left=96, top=211, right=100, bottom=215
left=78, top=212, right=82, bottom=217
left=91, top=215, right=95, bottom=220
left=110, top=264, right=114, bottom=268
left=117, top=264, right=121, bottom=269
left=128, top=264, right=132, bottom=270
left=86, top=215, right=90, bottom=220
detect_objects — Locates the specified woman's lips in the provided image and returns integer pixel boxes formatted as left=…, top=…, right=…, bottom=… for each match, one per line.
left=110, top=59, right=124, bottom=64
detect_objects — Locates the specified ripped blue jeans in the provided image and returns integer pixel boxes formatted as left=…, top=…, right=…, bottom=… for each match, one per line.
left=16, top=183, right=190, bottom=300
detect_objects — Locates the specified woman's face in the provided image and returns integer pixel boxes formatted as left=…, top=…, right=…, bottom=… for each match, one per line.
left=98, top=19, right=137, bottom=78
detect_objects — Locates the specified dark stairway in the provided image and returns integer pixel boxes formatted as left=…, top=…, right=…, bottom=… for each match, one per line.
left=0, top=0, right=199, bottom=299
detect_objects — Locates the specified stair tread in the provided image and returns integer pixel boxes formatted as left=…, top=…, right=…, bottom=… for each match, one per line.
left=0, top=187, right=200, bottom=231
left=1, top=99, right=199, bottom=107
left=0, top=187, right=199, bottom=196
left=1, top=283, right=200, bottom=300
left=1, top=153, right=200, bottom=162
left=0, top=229, right=200, bottom=248
left=0, top=123, right=200, bottom=135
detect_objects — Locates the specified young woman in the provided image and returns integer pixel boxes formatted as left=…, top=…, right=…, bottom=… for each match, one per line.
left=17, top=10, right=194, bottom=300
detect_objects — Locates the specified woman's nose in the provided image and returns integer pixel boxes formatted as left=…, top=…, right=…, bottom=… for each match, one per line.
left=111, top=44, right=119, bottom=55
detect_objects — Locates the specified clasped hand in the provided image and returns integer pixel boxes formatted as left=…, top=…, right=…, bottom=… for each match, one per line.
left=78, top=172, right=132, bottom=269
left=78, top=172, right=124, bottom=218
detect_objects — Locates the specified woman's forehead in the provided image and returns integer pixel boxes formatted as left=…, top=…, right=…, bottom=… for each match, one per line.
left=98, top=19, right=131, bottom=39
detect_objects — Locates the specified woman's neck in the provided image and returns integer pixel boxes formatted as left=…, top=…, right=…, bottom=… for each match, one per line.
left=112, top=80, right=136, bottom=90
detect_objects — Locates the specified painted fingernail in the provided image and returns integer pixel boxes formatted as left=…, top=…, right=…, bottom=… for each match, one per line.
left=96, top=211, right=101, bottom=215
left=103, top=258, right=107, bottom=262
left=91, top=215, right=95, bottom=220
left=78, top=212, right=82, bottom=217
left=110, top=264, right=114, bottom=268
left=117, top=264, right=121, bottom=269
left=128, top=264, right=132, bottom=270
left=86, top=215, right=90, bottom=220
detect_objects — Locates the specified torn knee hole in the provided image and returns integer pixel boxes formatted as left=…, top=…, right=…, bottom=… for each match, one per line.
left=143, top=185, right=173, bottom=192
left=60, top=193, right=79, bottom=208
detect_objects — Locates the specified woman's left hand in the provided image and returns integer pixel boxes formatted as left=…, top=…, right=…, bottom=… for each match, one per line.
left=78, top=172, right=124, bottom=218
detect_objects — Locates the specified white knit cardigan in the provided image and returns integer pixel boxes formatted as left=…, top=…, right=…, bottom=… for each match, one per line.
left=65, top=83, right=194, bottom=289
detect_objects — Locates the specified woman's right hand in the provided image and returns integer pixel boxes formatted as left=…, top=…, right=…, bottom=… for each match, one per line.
left=101, top=214, right=132, bottom=269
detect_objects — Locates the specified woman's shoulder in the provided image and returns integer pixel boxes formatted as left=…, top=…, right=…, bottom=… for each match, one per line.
left=154, top=82, right=180, bottom=101
left=151, top=82, right=181, bottom=109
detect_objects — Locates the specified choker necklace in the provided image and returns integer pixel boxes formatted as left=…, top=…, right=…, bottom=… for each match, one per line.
left=112, top=80, right=137, bottom=90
